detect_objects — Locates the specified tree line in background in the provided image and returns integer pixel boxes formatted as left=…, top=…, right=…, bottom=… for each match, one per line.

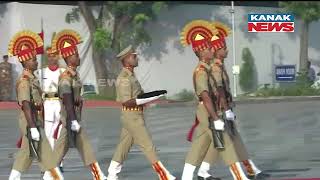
left=67, top=1, right=320, bottom=99
left=67, top=1, right=168, bottom=98
left=280, top=2, right=320, bottom=74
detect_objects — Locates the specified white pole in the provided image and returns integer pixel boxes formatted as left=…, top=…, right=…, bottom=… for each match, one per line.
left=40, top=17, right=44, bottom=91
left=231, top=1, right=237, bottom=97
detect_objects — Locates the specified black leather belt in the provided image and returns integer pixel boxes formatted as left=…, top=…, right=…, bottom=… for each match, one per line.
left=44, top=93, right=59, bottom=98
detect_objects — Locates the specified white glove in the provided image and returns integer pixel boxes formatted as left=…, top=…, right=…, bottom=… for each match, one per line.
left=30, top=128, right=40, bottom=141
left=71, top=120, right=81, bottom=132
left=225, top=109, right=235, bottom=121
left=214, top=119, right=225, bottom=131
left=136, top=94, right=164, bottom=105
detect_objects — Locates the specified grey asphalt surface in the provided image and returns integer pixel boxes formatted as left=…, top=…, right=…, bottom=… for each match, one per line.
left=1, top=101, right=320, bottom=179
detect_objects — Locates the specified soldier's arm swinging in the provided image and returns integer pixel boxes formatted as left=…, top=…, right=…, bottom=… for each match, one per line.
left=122, top=98, right=138, bottom=107
left=201, top=91, right=220, bottom=121
left=123, top=90, right=167, bottom=107
left=21, top=100, right=36, bottom=128
left=63, top=93, right=77, bottom=121
left=17, top=79, right=36, bottom=128
left=217, top=87, right=230, bottom=110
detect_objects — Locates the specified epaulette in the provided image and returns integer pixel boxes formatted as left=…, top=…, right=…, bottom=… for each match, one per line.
left=211, top=63, right=221, bottom=69
left=194, top=64, right=207, bottom=74
left=22, top=75, right=30, bottom=80
left=198, top=64, right=206, bottom=70
left=16, top=75, right=30, bottom=90
left=123, top=71, right=130, bottom=78
left=59, top=70, right=72, bottom=79
left=59, top=67, right=66, bottom=73
left=213, top=62, right=223, bottom=67
left=119, top=70, right=130, bottom=78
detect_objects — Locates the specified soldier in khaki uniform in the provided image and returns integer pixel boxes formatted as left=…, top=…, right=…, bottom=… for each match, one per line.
left=7, top=30, right=64, bottom=180
left=50, top=29, right=107, bottom=180
left=181, top=20, right=247, bottom=180
left=106, top=45, right=176, bottom=180
left=198, top=21, right=270, bottom=180
left=0, top=55, right=13, bottom=101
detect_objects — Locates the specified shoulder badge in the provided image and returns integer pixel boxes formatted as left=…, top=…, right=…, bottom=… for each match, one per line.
left=194, top=64, right=207, bottom=74
left=59, top=70, right=72, bottom=80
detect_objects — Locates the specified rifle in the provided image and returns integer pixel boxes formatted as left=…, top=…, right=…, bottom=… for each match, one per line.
left=26, top=84, right=42, bottom=161
left=208, top=64, right=236, bottom=139
left=222, top=109, right=237, bottom=138
left=221, top=67, right=237, bottom=138
left=26, top=126, right=40, bottom=161
left=209, top=118, right=225, bottom=149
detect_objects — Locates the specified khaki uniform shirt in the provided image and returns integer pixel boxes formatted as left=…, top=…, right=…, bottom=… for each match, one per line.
left=116, top=68, right=144, bottom=103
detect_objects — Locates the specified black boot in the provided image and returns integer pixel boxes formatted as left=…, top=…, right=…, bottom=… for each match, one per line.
left=59, top=166, right=64, bottom=173
left=255, top=172, right=271, bottom=179
left=197, top=176, right=221, bottom=180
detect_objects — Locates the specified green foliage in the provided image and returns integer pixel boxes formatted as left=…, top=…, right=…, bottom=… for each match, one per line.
left=65, top=2, right=167, bottom=53
left=104, top=1, right=167, bottom=51
left=254, top=71, right=320, bottom=97
left=65, top=8, right=80, bottom=24
left=296, top=70, right=313, bottom=88
left=280, top=2, right=320, bottom=23
left=93, top=28, right=112, bottom=52
left=173, top=89, right=195, bottom=102
left=105, top=1, right=142, bottom=17
left=133, top=13, right=151, bottom=24
left=255, top=85, right=320, bottom=97
left=152, top=2, right=168, bottom=15
left=239, top=47, right=258, bottom=93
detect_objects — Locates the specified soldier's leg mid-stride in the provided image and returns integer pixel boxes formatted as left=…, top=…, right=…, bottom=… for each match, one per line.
left=8, top=30, right=64, bottom=180
left=49, top=29, right=107, bottom=180
left=179, top=20, right=253, bottom=180
left=106, top=45, right=176, bottom=180
left=201, top=20, right=270, bottom=180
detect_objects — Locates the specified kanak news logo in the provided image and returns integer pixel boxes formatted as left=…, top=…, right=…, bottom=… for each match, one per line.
left=248, top=13, right=294, bottom=32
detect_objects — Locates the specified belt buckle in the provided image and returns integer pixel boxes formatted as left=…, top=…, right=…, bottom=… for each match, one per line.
left=122, top=106, right=142, bottom=111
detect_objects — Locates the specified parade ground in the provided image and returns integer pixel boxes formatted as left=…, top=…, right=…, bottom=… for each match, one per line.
left=1, top=100, right=320, bottom=180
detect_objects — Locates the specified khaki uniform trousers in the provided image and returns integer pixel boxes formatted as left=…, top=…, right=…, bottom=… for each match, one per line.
left=13, top=112, right=56, bottom=172
left=186, top=104, right=240, bottom=166
left=112, top=110, right=158, bottom=164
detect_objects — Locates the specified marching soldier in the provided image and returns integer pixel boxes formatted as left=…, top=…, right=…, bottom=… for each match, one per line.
left=198, top=21, right=270, bottom=179
left=106, top=45, right=176, bottom=180
left=8, top=30, right=64, bottom=180
left=36, top=46, right=66, bottom=172
left=0, top=55, right=13, bottom=101
left=181, top=20, right=250, bottom=180
left=50, top=29, right=107, bottom=180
